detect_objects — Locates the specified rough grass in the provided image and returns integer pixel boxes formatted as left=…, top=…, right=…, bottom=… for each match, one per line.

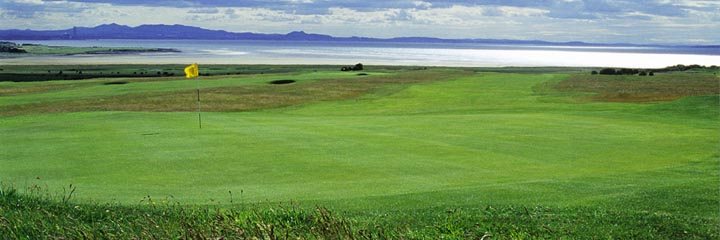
left=0, top=82, right=91, bottom=96
left=553, top=72, right=720, bottom=102
left=0, top=64, right=412, bottom=82
left=2, top=185, right=717, bottom=239
left=0, top=185, right=372, bottom=239
left=0, top=69, right=467, bottom=116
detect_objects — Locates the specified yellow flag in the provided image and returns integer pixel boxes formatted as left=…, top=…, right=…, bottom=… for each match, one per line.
left=184, top=63, right=199, bottom=78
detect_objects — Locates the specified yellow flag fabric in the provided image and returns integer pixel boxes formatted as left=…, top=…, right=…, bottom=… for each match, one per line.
left=184, top=63, right=199, bottom=78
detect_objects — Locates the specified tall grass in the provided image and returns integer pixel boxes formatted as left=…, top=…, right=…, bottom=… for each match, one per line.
left=2, top=184, right=717, bottom=239
left=1, top=184, right=375, bottom=239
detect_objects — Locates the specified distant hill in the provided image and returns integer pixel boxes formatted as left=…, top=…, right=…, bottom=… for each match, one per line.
left=0, top=23, right=714, bottom=48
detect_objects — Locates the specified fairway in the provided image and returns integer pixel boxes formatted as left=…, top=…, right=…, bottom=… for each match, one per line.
left=1, top=67, right=719, bottom=238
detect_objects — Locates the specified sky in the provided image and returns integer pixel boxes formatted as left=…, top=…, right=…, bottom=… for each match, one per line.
left=1, top=0, right=719, bottom=44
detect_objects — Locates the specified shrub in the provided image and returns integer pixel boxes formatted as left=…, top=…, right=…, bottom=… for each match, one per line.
left=341, top=63, right=364, bottom=72
left=353, top=63, right=364, bottom=71
left=599, top=68, right=616, bottom=75
left=617, top=68, right=637, bottom=75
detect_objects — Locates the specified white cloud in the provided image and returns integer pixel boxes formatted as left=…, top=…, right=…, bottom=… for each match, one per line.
left=1, top=0, right=718, bottom=44
left=188, top=8, right=219, bottom=14
left=413, top=1, right=432, bottom=8
left=8, top=0, right=45, bottom=4
left=669, top=0, right=720, bottom=8
left=496, top=6, right=548, bottom=17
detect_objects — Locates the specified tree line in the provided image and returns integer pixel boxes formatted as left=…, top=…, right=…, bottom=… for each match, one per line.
left=591, top=64, right=719, bottom=76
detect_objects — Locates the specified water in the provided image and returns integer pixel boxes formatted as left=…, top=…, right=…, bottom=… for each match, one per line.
left=2, top=39, right=718, bottom=68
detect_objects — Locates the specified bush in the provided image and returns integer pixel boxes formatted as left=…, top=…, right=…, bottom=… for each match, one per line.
left=599, top=68, right=616, bottom=75
left=341, top=63, right=364, bottom=72
left=618, top=69, right=637, bottom=75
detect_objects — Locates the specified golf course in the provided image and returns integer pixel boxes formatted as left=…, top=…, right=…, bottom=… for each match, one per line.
left=1, top=65, right=718, bottom=239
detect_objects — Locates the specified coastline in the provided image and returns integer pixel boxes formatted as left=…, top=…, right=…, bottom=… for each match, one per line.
left=2, top=51, right=719, bottom=68
left=2, top=39, right=719, bottom=68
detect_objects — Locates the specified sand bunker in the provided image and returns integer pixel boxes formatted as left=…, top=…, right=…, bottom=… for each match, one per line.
left=269, top=79, right=296, bottom=85
left=104, top=81, right=129, bottom=85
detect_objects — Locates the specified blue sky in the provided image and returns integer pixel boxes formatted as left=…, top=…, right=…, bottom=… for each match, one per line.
left=1, top=0, right=718, bottom=44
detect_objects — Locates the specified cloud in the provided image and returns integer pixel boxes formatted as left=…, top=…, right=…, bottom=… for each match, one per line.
left=1, top=0, right=91, bottom=19
left=413, top=1, right=432, bottom=8
left=187, top=8, right=219, bottom=14
left=544, top=0, right=690, bottom=20
left=50, top=0, right=700, bottom=20
left=387, top=9, right=414, bottom=21
left=1, top=0, right=718, bottom=44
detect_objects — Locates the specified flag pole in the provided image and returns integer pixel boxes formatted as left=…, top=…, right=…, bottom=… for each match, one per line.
left=185, top=63, right=201, bottom=129
left=196, top=74, right=202, bottom=129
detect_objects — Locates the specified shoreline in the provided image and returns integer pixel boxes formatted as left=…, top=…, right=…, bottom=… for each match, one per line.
left=0, top=41, right=180, bottom=59
left=2, top=50, right=719, bottom=69
left=1, top=54, right=718, bottom=68
left=2, top=40, right=719, bottom=68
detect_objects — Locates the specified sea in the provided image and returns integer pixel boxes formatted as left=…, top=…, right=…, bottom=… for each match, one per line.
left=1, top=39, right=719, bottom=68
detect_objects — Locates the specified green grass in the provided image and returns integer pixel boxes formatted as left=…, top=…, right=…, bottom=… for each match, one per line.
left=1, top=66, right=718, bottom=238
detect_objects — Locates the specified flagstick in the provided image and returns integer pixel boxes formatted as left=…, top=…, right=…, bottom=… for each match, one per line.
left=196, top=76, right=202, bottom=129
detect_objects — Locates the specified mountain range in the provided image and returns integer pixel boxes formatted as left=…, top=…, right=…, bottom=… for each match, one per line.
left=0, top=23, right=715, bottom=48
